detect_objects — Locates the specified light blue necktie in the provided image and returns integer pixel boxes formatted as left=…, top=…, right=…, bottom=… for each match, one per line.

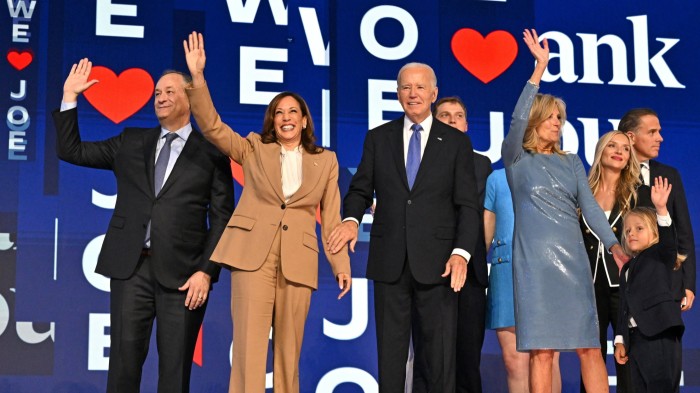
left=406, top=123, right=422, bottom=189
left=145, top=132, right=179, bottom=246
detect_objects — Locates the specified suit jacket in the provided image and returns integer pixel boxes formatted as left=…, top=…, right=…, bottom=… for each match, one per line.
left=186, top=84, right=350, bottom=290
left=646, top=160, right=696, bottom=299
left=52, top=108, right=234, bottom=289
left=470, top=153, right=492, bottom=287
left=617, top=224, right=684, bottom=348
left=580, top=186, right=651, bottom=287
left=344, top=116, right=480, bottom=285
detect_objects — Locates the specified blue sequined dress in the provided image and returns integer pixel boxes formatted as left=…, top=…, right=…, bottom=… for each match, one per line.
left=502, top=82, right=618, bottom=351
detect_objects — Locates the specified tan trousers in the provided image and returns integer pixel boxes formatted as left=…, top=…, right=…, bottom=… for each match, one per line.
left=228, top=228, right=313, bottom=393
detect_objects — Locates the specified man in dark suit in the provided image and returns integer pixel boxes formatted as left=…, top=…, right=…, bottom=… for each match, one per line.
left=619, top=108, right=695, bottom=311
left=53, top=58, right=234, bottom=393
left=329, top=63, right=480, bottom=393
left=434, top=97, right=491, bottom=393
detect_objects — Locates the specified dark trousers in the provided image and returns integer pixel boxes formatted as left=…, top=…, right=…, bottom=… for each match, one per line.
left=628, top=328, right=682, bottom=393
left=455, top=275, right=486, bottom=393
left=582, top=275, right=633, bottom=392
left=107, top=254, right=206, bottom=393
left=374, top=261, right=458, bottom=393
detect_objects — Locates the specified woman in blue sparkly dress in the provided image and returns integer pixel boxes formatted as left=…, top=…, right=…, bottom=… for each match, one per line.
left=502, top=29, right=629, bottom=393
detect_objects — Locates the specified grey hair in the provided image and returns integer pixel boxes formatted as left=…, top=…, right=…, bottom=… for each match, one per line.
left=396, top=62, right=437, bottom=88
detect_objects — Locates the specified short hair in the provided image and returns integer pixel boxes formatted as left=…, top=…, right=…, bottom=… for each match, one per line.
left=618, top=108, right=658, bottom=133
left=396, top=62, right=437, bottom=88
left=160, top=69, right=192, bottom=87
left=433, top=96, right=467, bottom=117
left=260, top=91, right=322, bottom=155
left=522, top=93, right=567, bottom=155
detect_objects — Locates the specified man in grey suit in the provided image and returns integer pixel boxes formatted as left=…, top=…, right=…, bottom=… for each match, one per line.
left=329, top=63, right=480, bottom=393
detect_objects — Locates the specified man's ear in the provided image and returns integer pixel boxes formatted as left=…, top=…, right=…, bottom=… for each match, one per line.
left=626, top=131, right=636, bottom=143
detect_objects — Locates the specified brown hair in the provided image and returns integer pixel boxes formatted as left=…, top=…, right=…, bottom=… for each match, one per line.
left=622, top=207, right=686, bottom=269
left=260, top=91, right=322, bottom=154
left=433, top=96, right=467, bottom=117
left=618, top=108, right=659, bottom=134
left=588, top=130, right=641, bottom=215
left=523, top=93, right=567, bottom=155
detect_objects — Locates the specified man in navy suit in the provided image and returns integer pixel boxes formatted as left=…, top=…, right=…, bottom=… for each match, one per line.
left=53, top=58, right=234, bottom=392
left=434, top=97, right=491, bottom=393
left=329, top=63, right=480, bottom=393
left=619, top=108, right=695, bottom=311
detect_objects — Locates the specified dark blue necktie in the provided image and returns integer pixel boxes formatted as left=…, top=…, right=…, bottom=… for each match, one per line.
left=146, top=132, right=178, bottom=246
left=154, top=133, right=179, bottom=195
left=406, top=123, right=422, bottom=189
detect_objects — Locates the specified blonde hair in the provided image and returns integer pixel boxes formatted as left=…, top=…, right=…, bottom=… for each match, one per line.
left=523, top=93, right=567, bottom=155
left=588, top=131, right=641, bottom=215
left=622, top=207, right=686, bottom=270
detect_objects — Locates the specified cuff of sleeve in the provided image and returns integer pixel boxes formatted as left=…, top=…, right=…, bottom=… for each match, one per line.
left=614, top=335, right=624, bottom=346
left=342, top=217, right=360, bottom=226
left=60, top=101, right=77, bottom=112
left=451, top=248, right=471, bottom=264
left=657, top=213, right=672, bottom=227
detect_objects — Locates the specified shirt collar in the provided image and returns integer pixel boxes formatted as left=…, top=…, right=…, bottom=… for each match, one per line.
left=160, top=123, right=193, bottom=141
left=403, top=114, right=433, bottom=134
left=280, top=144, right=303, bottom=157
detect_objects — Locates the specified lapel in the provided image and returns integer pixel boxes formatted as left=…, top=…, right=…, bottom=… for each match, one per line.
left=143, top=127, right=161, bottom=196
left=411, top=122, right=446, bottom=190
left=389, top=119, right=410, bottom=190
left=259, top=141, right=285, bottom=202
left=287, top=151, right=324, bottom=204
left=158, top=130, right=202, bottom=197
left=609, top=202, right=622, bottom=227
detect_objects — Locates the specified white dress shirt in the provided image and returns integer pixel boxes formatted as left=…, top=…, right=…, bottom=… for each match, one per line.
left=280, top=144, right=303, bottom=201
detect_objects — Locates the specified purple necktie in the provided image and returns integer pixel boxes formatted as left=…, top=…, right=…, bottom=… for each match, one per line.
left=406, top=124, right=422, bottom=189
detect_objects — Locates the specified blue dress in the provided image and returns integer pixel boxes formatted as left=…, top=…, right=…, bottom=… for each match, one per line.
left=502, top=82, right=618, bottom=351
left=484, top=169, right=516, bottom=330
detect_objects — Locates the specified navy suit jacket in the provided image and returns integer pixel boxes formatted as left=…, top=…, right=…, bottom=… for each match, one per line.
left=617, top=224, right=684, bottom=348
left=343, top=116, right=480, bottom=285
left=637, top=161, right=696, bottom=299
left=53, top=108, right=234, bottom=289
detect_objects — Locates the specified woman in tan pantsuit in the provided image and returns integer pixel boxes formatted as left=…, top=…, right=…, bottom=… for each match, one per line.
left=184, top=32, right=351, bottom=393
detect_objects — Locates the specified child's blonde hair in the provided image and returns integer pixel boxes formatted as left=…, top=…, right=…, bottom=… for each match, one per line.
left=622, top=207, right=686, bottom=270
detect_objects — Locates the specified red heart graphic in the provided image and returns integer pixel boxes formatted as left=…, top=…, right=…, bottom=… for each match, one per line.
left=451, top=29, right=518, bottom=84
left=7, top=50, right=33, bottom=71
left=83, top=66, right=154, bottom=124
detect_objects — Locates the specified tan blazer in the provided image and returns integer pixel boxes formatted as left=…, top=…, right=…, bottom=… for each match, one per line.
left=186, top=84, right=350, bottom=289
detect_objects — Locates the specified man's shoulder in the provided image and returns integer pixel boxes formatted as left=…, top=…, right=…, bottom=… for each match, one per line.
left=651, top=159, right=682, bottom=177
left=369, top=116, right=403, bottom=133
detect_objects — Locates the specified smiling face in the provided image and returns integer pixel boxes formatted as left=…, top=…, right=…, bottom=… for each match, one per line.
left=600, top=133, right=632, bottom=172
left=623, top=214, right=653, bottom=253
left=154, top=73, right=191, bottom=130
left=273, top=95, right=307, bottom=148
left=435, top=101, right=467, bottom=132
left=535, top=107, right=562, bottom=151
left=628, top=114, right=663, bottom=162
left=397, top=65, right=438, bottom=124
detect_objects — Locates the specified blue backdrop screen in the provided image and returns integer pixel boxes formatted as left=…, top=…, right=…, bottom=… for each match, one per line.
left=2, top=0, right=699, bottom=392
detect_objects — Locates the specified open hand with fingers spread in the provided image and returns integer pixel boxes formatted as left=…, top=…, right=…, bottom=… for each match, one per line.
left=183, top=31, right=207, bottom=87
left=63, top=58, right=99, bottom=103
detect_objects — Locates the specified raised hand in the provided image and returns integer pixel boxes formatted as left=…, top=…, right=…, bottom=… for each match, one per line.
left=63, top=58, right=99, bottom=103
left=650, top=176, right=672, bottom=215
left=522, top=28, right=549, bottom=85
left=523, top=29, right=549, bottom=65
left=183, top=31, right=206, bottom=87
